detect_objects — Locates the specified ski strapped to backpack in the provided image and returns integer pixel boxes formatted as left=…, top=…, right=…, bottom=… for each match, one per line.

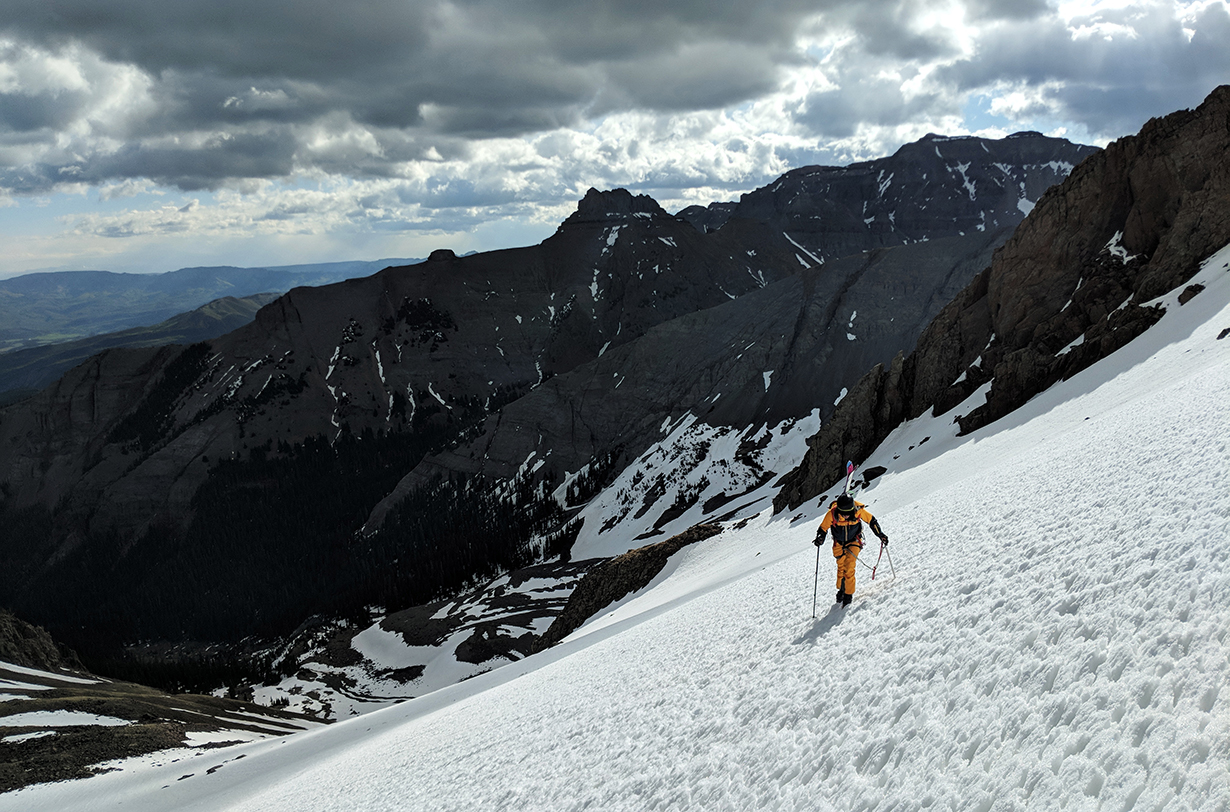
left=842, top=459, right=897, bottom=582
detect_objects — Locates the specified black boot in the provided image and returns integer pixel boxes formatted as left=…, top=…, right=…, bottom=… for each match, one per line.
left=836, top=591, right=843, bottom=604
left=841, top=592, right=852, bottom=606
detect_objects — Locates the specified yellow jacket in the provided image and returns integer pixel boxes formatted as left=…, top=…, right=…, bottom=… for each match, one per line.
left=818, top=500, right=886, bottom=545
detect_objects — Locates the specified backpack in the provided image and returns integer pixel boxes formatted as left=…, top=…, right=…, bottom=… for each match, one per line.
left=828, top=500, right=865, bottom=544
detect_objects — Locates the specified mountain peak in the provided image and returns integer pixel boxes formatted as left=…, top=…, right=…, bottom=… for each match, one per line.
left=564, top=187, right=666, bottom=225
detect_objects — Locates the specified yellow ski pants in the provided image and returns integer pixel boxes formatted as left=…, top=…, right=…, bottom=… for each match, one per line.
left=833, top=539, right=863, bottom=595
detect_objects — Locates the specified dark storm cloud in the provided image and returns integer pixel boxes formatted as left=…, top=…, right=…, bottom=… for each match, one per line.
left=0, top=0, right=822, bottom=123
left=529, top=0, right=825, bottom=63
left=819, top=0, right=1049, bottom=63
left=964, top=0, right=1049, bottom=22
left=81, top=131, right=300, bottom=190
left=844, top=5, right=956, bottom=61
left=599, top=41, right=786, bottom=113
left=0, top=0, right=435, bottom=82
left=0, top=89, right=89, bottom=133
left=1, top=0, right=1227, bottom=198
left=797, top=71, right=947, bottom=138
left=0, top=0, right=839, bottom=190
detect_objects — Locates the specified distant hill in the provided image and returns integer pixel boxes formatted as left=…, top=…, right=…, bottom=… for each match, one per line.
left=0, top=259, right=420, bottom=353
left=0, top=293, right=281, bottom=396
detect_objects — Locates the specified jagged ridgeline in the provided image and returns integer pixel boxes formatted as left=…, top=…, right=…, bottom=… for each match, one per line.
left=0, top=130, right=1096, bottom=672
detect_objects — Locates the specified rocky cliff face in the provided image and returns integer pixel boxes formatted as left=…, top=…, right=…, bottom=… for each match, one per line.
left=535, top=523, right=723, bottom=650
left=776, top=85, right=1230, bottom=510
left=0, top=187, right=811, bottom=649
left=0, top=609, right=83, bottom=673
left=366, top=227, right=1009, bottom=532
left=685, top=132, right=1096, bottom=262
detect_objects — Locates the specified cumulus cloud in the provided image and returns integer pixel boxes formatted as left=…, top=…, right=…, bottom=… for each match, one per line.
left=938, top=0, right=1230, bottom=135
left=0, top=0, right=1227, bottom=274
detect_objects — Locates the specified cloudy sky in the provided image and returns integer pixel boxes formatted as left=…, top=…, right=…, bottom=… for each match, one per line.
left=1, top=0, right=1227, bottom=277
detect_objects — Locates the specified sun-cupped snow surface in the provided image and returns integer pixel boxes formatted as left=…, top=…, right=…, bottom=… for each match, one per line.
left=6, top=251, right=1230, bottom=811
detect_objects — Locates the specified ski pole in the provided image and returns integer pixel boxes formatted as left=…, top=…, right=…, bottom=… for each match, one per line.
left=871, top=543, right=885, bottom=580
left=886, top=546, right=896, bottom=579
left=811, top=541, right=821, bottom=618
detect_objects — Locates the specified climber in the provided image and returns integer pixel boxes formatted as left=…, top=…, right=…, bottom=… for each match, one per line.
left=813, top=493, right=888, bottom=606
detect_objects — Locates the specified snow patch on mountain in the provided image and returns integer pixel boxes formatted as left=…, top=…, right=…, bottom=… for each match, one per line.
left=250, top=563, right=591, bottom=720
left=571, top=411, right=820, bottom=559
left=1105, top=230, right=1139, bottom=263
left=783, top=232, right=822, bottom=266
left=952, top=161, right=976, bottom=200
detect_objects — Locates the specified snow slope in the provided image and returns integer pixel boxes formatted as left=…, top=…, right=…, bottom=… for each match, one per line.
left=4, top=247, right=1229, bottom=810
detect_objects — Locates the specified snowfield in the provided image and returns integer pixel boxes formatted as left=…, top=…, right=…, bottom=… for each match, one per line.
left=4, top=246, right=1229, bottom=810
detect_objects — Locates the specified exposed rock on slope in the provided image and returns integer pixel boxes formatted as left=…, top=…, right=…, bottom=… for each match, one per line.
left=257, top=557, right=600, bottom=719
left=676, top=202, right=737, bottom=233
left=0, top=609, right=83, bottom=673
left=0, top=188, right=807, bottom=649
left=0, top=657, right=320, bottom=793
left=536, top=523, right=722, bottom=650
left=777, top=84, right=1230, bottom=510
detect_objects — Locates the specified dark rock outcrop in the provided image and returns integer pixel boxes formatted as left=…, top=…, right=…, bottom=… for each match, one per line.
left=0, top=609, right=84, bottom=673
left=0, top=656, right=319, bottom=793
left=568, top=187, right=664, bottom=223
left=677, top=201, right=738, bottom=233
left=677, top=132, right=1095, bottom=252
left=535, top=523, right=722, bottom=650
left=777, top=85, right=1230, bottom=510
left=0, top=187, right=803, bottom=545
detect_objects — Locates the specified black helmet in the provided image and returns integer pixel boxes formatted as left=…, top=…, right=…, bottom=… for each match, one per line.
left=836, top=493, right=856, bottom=513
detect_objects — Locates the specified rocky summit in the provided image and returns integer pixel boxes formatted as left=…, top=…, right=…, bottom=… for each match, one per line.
left=680, top=131, right=1095, bottom=263
left=0, top=130, right=1095, bottom=662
